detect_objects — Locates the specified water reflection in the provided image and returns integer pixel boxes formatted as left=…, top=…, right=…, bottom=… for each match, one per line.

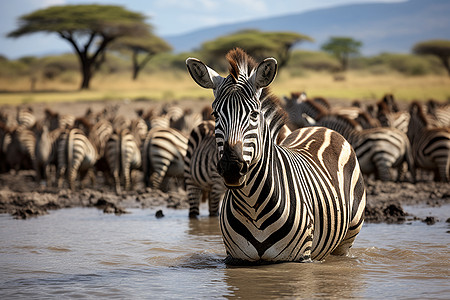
left=222, top=255, right=366, bottom=299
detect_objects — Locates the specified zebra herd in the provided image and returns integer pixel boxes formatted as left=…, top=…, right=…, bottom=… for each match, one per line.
left=0, top=102, right=206, bottom=196
left=1, top=48, right=449, bottom=264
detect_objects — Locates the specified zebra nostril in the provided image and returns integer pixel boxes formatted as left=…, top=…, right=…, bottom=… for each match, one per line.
left=239, top=162, right=248, bottom=175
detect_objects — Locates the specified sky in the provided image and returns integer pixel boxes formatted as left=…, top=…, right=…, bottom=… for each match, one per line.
left=0, top=0, right=406, bottom=59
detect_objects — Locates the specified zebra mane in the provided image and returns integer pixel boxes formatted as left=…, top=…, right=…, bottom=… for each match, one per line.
left=226, top=48, right=257, bottom=82
left=225, top=48, right=288, bottom=141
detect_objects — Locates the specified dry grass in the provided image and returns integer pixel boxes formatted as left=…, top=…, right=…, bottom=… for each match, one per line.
left=1, top=70, right=449, bottom=106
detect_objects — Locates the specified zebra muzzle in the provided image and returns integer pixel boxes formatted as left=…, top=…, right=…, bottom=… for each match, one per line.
left=217, top=159, right=248, bottom=187
left=217, top=142, right=248, bottom=187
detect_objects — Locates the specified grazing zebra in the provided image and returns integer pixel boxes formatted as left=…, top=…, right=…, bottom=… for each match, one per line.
left=186, top=48, right=366, bottom=263
left=317, top=114, right=414, bottom=182
left=142, top=127, right=188, bottom=190
left=105, top=129, right=142, bottom=194
left=184, top=120, right=226, bottom=217
left=408, top=102, right=450, bottom=182
left=57, top=128, right=97, bottom=190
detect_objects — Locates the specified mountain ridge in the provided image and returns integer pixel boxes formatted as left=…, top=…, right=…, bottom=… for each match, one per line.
left=163, top=0, right=450, bottom=55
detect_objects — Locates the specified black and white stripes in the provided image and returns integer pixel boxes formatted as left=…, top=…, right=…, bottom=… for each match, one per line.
left=186, top=48, right=366, bottom=263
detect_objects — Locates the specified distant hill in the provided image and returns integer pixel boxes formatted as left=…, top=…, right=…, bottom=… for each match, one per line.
left=163, top=0, right=450, bottom=55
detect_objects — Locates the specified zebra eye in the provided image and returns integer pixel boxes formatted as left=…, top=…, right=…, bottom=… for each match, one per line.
left=250, top=111, right=259, bottom=120
left=212, top=111, right=220, bottom=120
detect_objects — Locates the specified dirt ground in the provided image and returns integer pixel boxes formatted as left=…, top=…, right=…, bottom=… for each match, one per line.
left=1, top=98, right=449, bottom=222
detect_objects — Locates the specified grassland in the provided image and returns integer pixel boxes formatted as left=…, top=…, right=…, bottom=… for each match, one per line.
left=1, top=70, right=449, bottom=106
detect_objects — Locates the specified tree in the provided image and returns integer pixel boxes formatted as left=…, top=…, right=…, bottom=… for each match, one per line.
left=8, top=5, right=152, bottom=89
left=321, top=37, right=362, bottom=71
left=110, top=35, right=172, bottom=80
left=413, top=40, right=450, bottom=76
left=201, top=29, right=313, bottom=70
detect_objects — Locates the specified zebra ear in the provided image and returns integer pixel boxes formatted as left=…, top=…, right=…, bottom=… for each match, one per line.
left=186, top=58, right=223, bottom=89
left=254, top=58, right=277, bottom=89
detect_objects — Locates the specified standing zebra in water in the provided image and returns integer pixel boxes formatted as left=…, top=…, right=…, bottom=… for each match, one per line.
left=407, top=102, right=450, bottom=182
left=184, top=120, right=226, bottom=217
left=186, top=48, right=366, bottom=263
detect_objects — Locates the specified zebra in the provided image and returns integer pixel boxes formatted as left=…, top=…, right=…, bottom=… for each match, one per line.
left=16, top=106, right=36, bottom=129
left=105, top=129, right=142, bottom=194
left=186, top=48, right=366, bottom=264
left=426, top=99, right=450, bottom=128
left=34, top=124, right=63, bottom=185
left=5, top=125, right=36, bottom=173
left=44, top=108, right=75, bottom=130
left=142, top=127, right=188, bottom=190
left=184, top=120, right=226, bottom=217
left=0, top=122, right=12, bottom=173
left=57, top=128, right=97, bottom=190
left=317, top=114, right=414, bottom=182
left=377, top=101, right=410, bottom=133
left=184, top=120, right=292, bottom=218
left=407, top=102, right=450, bottom=182
left=283, top=94, right=328, bottom=128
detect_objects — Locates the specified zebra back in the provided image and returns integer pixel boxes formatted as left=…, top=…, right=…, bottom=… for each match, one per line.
left=142, top=127, right=188, bottom=190
left=105, top=129, right=142, bottom=194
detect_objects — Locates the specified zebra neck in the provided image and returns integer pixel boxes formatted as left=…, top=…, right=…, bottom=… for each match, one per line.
left=228, top=129, right=285, bottom=219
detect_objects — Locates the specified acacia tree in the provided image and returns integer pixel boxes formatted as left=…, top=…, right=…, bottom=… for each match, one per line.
left=321, top=37, right=362, bottom=71
left=413, top=40, right=450, bottom=76
left=8, top=5, right=152, bottom=89
left=110, top=35, right=172, bottom=80
left=201, top=29, right=313, bottom=70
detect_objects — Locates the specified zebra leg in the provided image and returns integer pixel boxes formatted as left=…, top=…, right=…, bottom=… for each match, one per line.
left=332, top=178, right=366, bottom=257
left=208, top=186, right=224, bottom=217
left=113, top=168, right=121, bottom=194
left=123, top=163, right=131, bottom=192
left=57, top=164, right=66, bottom=188
left=375, top=159, right=392, bottom=181
left=434, top=155, right=450, bottom=182
left=187, top=185, right=203, bottom=218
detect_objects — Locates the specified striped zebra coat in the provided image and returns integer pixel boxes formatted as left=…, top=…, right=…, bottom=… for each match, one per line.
left=142, top=127, right=188, bottom=190
left=186, top=48, right=366, bottom=263
left=408, top=102, right=450, bottom=182
left=184, top=120, right=225, bottom=217
left=317, top=114, right=414, bottom=182
left=57, top=128, right=97, bottom=190
left=105, top=129, right=142, bottom=194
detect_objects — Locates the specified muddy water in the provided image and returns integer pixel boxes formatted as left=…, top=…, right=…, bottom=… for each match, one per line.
left=1, top=205, right=449, bottom=299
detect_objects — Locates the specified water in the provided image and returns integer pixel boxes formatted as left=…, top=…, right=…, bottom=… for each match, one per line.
left=1, top=204, right=449, bottom=299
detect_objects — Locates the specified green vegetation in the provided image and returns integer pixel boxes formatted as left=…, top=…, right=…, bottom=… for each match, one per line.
left=413, top=40, right=450, bottom=76
left=8, top=5, right=154, bottom=89
left=201, top=29, right=313, bottom=70
left=321, top=37, right=362, bottom=71
left=2, top=4, right=449, bottom=105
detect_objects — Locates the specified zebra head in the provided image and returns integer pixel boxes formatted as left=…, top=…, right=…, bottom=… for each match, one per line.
left=186, top=48, right=277, bottom=188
